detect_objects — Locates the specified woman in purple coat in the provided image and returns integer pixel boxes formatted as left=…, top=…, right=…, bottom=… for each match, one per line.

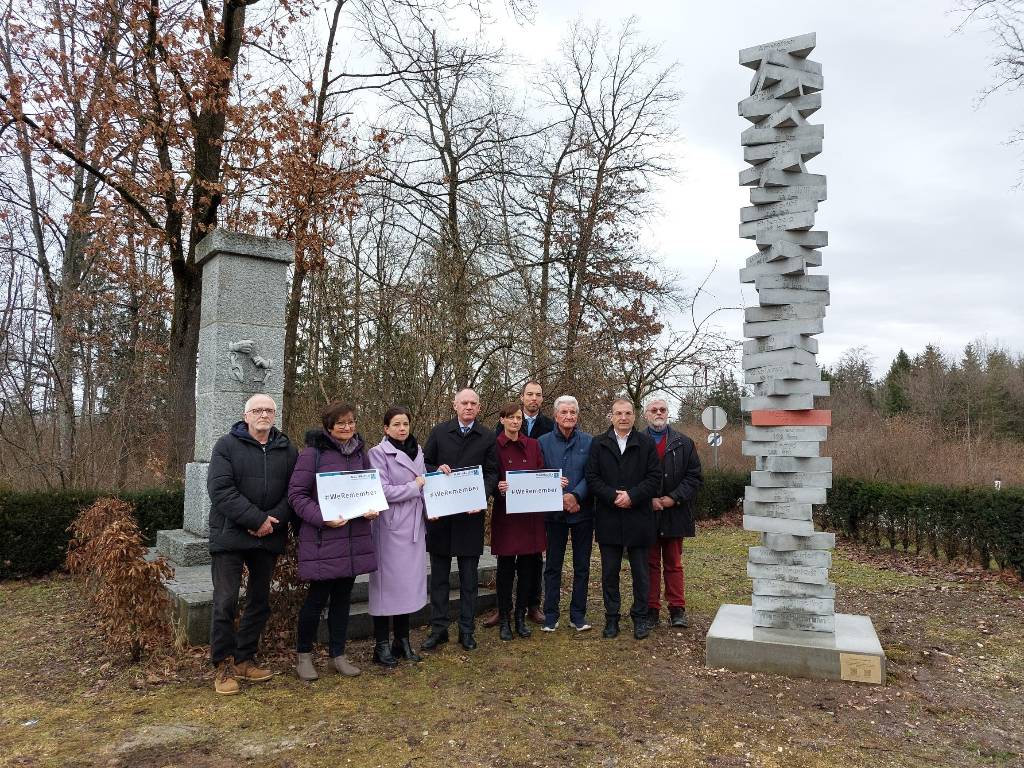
left=367, top=406, right=428, bottom=667
left=288, top=402, right=379, bottom=682
left=493, top=402, right=548, bottom=641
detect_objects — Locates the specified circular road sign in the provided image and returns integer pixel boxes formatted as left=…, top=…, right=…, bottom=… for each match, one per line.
left=701, top=405, right=728, bottom=431
left=707, top=432, right=723, bottom=447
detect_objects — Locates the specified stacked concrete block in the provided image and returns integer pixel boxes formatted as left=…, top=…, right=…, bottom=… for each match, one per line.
left=737, top=32, right=836, bottom=634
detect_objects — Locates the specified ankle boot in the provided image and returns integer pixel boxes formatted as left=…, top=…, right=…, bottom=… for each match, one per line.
left=294, top=652, right=318, bottom=682
left=391, top=637, right=423, bottom=663
left=514, top=608, right=532, bottom=638
left=498, top=613, right=514, bottom=642
left=373, top=640, right=398, bottom=668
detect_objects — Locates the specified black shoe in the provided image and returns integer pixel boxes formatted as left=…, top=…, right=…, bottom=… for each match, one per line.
left=499, top=615, right=514, bottom=642
left=459, top=631, right=478, bottom=651
left=602, top=616, right=620, bottom=639
left=514, top=610, right=532, bottom=638
left=647, top=608, right=660, bottom=627
left=669, top=607, right=689, bottom=628
left=421, top=630, right=449, bottom=651
left=392, top=638, right=423, bottom=663
left=633, top=619, right=650, bottom=640
left=373, top=640, right=399, bottom=668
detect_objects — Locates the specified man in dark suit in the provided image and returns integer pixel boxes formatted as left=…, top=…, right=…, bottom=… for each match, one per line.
left=585, top=397, right=661, bottom=640
left=422, top=388, right=499, bottom=651
left=485, top=380, right=553, bottom=627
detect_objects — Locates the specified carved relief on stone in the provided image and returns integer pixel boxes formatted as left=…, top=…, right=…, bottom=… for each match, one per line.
left=228, top=340, right=273, bottom=388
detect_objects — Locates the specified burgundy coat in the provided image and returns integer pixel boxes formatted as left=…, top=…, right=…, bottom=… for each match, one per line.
left=288, top=429, right=378, bottom=582
left=490, top=433, right=547, bottom=556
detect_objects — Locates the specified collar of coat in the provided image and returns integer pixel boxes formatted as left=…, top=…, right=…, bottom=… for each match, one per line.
left=375, top=435, right=422, bottom=472
left=598, top=426, right=646, bottom=451
left=229, top=420, right=291, bottom=450
left=446, top=418, right=486, bottom=437
left=304, top=428, right=365, bottom=455
left=496, top=431, right=533, bottom=450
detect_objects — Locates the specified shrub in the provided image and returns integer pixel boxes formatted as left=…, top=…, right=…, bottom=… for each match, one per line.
left=0, top=488, right=183, bottom=579
left=66, top=498, right=173, bottom=661
left=696, top=471, right=747, bottom=520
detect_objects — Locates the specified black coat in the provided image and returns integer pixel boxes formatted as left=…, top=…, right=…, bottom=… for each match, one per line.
left=494, top=412, right=554, bottom=440
left=650, top=428, right=704, bottom=538
left=585, top=428, right=662, bottom=547
left=423, top=419, right=499, bottom=557
left=208, top=422, right=298, bottom=555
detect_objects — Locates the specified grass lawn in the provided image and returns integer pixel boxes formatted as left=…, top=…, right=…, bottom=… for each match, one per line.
left=1, top=520, right=1022, bottom=768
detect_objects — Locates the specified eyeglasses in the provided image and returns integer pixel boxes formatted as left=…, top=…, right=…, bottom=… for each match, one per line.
left=247, top=408, right=276, bottom=416
left=648, top=407, right=668, bottom=413
left=334, top=421, right=356, bottom=428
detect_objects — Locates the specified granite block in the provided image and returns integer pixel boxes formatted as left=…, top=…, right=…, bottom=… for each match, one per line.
left=754, top=379, right=830, bottom=397
left=750, top=470, right=832, bottom=489
left=738, top=212, right=816, bottom=238
left=759, top=456, right=833, bottom=473
left=749, top=409, right=831, bottom=426
left=744, top=318, right=824, bottom=338
left=741, top=345, right=818, bottom=367
left=741, top=394, right=816, bottom=411
left=762, top=531, right=836, bottom=550
left=200, top=254, right=289, bottom=329
left=752, top=595, right=834, bottom=615
left=740, top=198, right=818, bottom=222
left=743, top=334, right=819, bottom=355
left=184, top=462, right=211, bottom=536
left=751, top=579, right=836, bottom=598
left=741, top=123, right=824, bottom=146
left=744, top=426, right=828, bottom=442
left=739, top=32, right=817, bottom=68
left=745, top=485, right=827, bottom=504
left=744, top=363, right=821, bottom=385
left=755, top=228, right=828, bottom=248
left=748, top=547, right=832, bottom=567
left=742, top=440, right=821, bottom=458
left=751, top=608, right=835, bottom=633
left=156, top=528, right=211, bottom=567
left=742, top=515, right=816, bottom=535
left=758, top=288, right=830, bottom=307
left=746, top=561, right=829, bottom=584
left=196, top=229, right=294, bottom=267
left=738, top=93, right=821, bottom=123
left=749, top=184, right=827, bottom=205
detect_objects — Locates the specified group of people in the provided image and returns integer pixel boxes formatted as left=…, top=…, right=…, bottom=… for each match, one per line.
left=205, top=383, right=703, bottom=695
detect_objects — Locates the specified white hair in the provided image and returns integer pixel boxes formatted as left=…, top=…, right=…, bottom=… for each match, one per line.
left=244, top=394, right=277, bottom=412
left=552, top=395, right=579, bottom=412
left=643, top=397, right=669, bottom=413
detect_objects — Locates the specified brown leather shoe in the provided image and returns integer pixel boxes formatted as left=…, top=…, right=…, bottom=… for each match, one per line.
left=527, top=606, right=545, bottom=625
left=214, top=660, right=240, bottom=695
left=482, top=608, right=500, bottom=628
left=234, top=659, right=273, bottom=682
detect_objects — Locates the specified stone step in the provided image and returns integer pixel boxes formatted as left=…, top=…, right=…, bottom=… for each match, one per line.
left=155, top=548, right=498, bottom=645
left=156, top=529, right=211, bottom=567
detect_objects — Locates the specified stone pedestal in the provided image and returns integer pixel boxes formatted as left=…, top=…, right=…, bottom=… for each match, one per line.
left=706, top=604, right=885, bottom=684
left=156, top=229, right=294, bottom=634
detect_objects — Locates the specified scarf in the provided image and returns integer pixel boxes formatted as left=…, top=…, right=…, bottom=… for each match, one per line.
left=387, top=434, right=419, bottom=461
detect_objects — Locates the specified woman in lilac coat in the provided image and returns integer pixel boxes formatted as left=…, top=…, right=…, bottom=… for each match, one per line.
left=288, top=401, right=379, bottom=682
left=367, top=406, right=428, bottom=667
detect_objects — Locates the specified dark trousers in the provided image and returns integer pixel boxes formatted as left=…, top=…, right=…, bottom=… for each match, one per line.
left=210, top=549, right=277, bottom=665
left=296, top=576, right=355, bottom=657
left=429, top=552, right=479, bottom=635
left=543, top=518, right=594, bottom=626
left=373, top=614, right=411, bottom=643
left=599, top=542, right=650, bottom=623
left=528, top=553, right=543, bottom=608
left=496, top=553, right=542, bottom=615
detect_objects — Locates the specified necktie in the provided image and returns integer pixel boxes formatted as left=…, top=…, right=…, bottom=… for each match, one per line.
left=461, top=425, right=470, bottom=436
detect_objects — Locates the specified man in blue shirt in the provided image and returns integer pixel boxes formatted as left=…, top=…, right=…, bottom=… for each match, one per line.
left=536, top=395, right=594, bottom=632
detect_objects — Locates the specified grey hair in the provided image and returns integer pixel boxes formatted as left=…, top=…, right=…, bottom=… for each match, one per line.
left=244, top=394, right=277, bottom=412
left=552, top=395, right=579, bottom=412
left=643, top=397, right=669, bottom=413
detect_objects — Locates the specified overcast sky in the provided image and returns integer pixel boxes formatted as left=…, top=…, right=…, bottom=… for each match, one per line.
left=494, top=0, right=1024, bottom=375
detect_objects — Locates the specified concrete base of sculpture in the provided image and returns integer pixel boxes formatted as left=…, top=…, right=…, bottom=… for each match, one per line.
left=156, top=548, right=499, bottom=645
left=705, top=604, right=886, bottom=685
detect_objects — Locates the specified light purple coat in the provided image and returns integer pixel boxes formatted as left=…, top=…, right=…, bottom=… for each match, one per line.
left=366, top=438, right=428, bottom=616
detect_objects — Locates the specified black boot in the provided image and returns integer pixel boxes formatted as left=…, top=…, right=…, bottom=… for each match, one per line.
left=602, top=615, right=620, bottom=639
left=499, top=613, right=514, bottom=642
left=391, top=637, right=423, bottom=663
left=514, top=608, right=532, bottom=638
left=373, top=640, right=398, bottom=668
left=669, top=607, right=689, bottom=628
left=633, top=617, right=650, bottom=640
left=421, top=629, right=448, bottom=651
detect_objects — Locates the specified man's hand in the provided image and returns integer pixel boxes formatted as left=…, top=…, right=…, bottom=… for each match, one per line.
left=438, top=464, right=452, bottom=475
left=562, top=493, right=579, bottom=514
left=652, top=497, right=664, bottom=511
left=614, top=490, right=631, bottom=509
left=659, top=495, right=675, bottom=508
left=560, top=476, right=570, bottom=489
left=252, top=515, right=279, bottom=537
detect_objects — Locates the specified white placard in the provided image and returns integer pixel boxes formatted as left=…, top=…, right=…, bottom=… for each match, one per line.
left=505, top=469, right=562, bottom=514
left=316, top=469, right=389, bottom=522
left=423, top=465, right=488, bottom=518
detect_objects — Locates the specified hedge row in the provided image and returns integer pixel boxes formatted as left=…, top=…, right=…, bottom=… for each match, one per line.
left=3, top=474, right=1022, bottom=579
left=0, top=489, right=183, bottom=579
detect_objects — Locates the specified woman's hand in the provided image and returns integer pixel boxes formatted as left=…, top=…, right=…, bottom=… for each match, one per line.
left=498, top=480, right=509, bottom=495
left=415, top=476, right=426, bottom=488
left=325, top=518, right=346, bottom=528
left=364, top=509, right=380, bottom=520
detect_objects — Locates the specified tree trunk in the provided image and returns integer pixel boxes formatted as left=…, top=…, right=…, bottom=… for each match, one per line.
left=165, top=263, right=202, bottom=478
left=283, top=266, right=305, bottom=439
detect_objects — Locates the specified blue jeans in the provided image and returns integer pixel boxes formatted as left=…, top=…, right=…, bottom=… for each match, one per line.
left=543, top=518, right=594, bottom=626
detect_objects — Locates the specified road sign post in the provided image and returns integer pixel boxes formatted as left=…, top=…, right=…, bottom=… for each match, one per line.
left=701, top=406, right=729, bottom=470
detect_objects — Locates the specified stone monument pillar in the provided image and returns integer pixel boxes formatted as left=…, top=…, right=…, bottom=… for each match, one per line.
left=156, top=229, right=293, bottom=642
left=705, top=33, right=886, bottom=684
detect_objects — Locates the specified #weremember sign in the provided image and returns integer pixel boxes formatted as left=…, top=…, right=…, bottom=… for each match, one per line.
left=424, top=465, right=488, bottom=518
left=316, top=469, right=389, bottom=522
left=505, top=469, right=562, bottom=514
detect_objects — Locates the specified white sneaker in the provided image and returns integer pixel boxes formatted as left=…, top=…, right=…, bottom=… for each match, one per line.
left=541, top=621, right=558, bottom=632
left=569, top=621, right=592, bottom=632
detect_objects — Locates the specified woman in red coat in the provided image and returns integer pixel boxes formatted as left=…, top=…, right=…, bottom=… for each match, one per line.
left=493, top=402, right=547, bottom=641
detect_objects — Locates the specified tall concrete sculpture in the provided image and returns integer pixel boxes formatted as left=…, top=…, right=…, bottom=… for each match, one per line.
left=705, top=33, right=886, bottom=684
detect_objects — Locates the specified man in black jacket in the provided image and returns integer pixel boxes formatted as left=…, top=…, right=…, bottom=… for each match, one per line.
left=422, top=388, right=499, bottom=651
left=207, top=394, right=297, bottom=695
left=642, top=398, right=704, bottom=628
left=585, top=397, right=661, bottom=640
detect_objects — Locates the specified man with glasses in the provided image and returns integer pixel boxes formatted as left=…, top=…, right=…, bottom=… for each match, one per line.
left=642, top=398, right=703, bottom=629
left=207, top=394, right=297, bottom=694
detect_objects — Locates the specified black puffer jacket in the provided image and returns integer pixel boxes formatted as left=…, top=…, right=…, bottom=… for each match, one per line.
left=651, top=428, right=703, bottom=538
left=208, top=421, right=298, bottom=555
left=585, top=428, right=662, bottom=547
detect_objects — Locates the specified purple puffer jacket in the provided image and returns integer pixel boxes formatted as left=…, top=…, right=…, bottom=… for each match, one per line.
left=288, top=429, right=378, bottom=582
